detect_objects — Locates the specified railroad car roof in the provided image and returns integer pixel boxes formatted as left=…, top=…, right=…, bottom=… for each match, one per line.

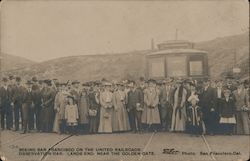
left=147, top=48, right=208, bottom=56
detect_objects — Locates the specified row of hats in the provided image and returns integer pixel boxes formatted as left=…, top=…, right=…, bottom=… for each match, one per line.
left=2, top=76, right=39, bottom=82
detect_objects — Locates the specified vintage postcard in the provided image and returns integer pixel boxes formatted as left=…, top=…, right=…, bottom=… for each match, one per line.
left=0, top=0, right=249, bottom=161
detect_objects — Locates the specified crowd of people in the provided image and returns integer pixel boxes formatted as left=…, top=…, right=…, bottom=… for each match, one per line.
left=0, top=75, right=249, bottom=136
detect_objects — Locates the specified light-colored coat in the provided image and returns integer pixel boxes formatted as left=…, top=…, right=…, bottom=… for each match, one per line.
left=112, top=90, right=131, bottom=131
left=233, top=89, right=249, bottom=134
left=98, top=90, right=113, bottom=133
left=53, top=91, right=68, bottom=133
left=141, top=87, right=161, bottom=124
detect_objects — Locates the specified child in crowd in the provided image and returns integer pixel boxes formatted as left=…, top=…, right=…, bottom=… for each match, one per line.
left=186, top=95, right=204, bottom=136
left=65, top=96, right=79, bottom=135
left=219, top=89, right=236, bottom=135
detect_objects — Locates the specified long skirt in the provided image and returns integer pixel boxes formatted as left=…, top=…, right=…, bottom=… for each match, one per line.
left=171, top=106, right=186, bottom=132
left=89, top=116, right=99, bottom=133
left=112, top=105, right=131, bottom=132
left=53, top=112, right=60, bottom=133
left=98, top=107, right=113, bottom=133
left=41, top=106, right=54, bottom=132
left=236, top=111, right=249, bottom=135
left=141, top=106, right=161, bottom=124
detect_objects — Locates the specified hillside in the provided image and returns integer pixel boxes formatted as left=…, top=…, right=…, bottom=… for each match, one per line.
left=3, top=32, right=249, bottom=81
left=1, top=53, right=36, bottom=72
left=5, top=51, right=149, bottom=81
left=195, top=32, right=249, bottom=78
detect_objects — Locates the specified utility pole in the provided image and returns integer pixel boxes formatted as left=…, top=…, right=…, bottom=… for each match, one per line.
left=0, top=7, right=2, bottom=80
left=151, top=38, right=155, bottom=50
left=175, top=28, right=178, bottom=40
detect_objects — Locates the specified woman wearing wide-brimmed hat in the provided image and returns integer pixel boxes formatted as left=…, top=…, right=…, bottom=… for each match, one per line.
left=88, top=82, right=101, bottom=134
left=40, top=79, right=56, bottom=132
left=53, top=83, right=69, bottom=134
left=98, top=82, right=114, bottom=133
left=186, top=95, right=204, bottom=136
left=112, top=82, right=131, bottom=132
left=170, top=79, right=187, bottom=132
left=141, top=79, right=161, bottom=132
left=78, top=83, right=90, bottom=134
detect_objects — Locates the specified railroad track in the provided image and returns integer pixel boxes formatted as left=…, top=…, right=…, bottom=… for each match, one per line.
left=1, top=131, right=247, bottom=161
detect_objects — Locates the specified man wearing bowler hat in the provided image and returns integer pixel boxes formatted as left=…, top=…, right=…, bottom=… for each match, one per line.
left=127, top=81, right=144, bottom=133
left=0, top=77, right=13, bottom=130
left=21, top=80, right=34, bottom=134
left=9, top=75, right=17, bottom=129
left=12, top=77, right=26, bottom=131
left=199, top=79, right=216, bottom=135
left=31, top=77, right=42, bottom=131
left=159, top=78, right=173, bottom=131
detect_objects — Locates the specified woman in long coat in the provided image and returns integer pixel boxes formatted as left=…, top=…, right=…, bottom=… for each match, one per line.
left=98, top=82, right=113, bottom=133
left=88, top=86, right=100, bottom=134
left=112, top=83, right=131, bottom=132
left=233, top=82, right=249, bottom=135
left=141, top=80, right=161, bottom=131
left=171, top=80, right=187, bottom=132
left=41, top=80, right=56, bottom=132
left=53, top=84, right=68, bottom=134
left=78, top=88, right=89, bottom=133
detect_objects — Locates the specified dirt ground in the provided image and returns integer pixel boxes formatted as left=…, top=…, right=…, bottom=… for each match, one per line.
left=0, top=131, right=249, bottom=161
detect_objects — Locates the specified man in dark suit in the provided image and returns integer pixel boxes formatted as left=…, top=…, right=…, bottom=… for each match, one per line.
left=31, top=77, right=42, bottom=131
left=213, top=80, right=225, bottom=134
left=127, top=81, right=144, bottom=133
left=159, top=79, right=173, bottom=131
left=225, top=80, right=237, bottom=92
left=12, top=77, right=25, bottom=131
left=8, top=75, right=16, bottom=129
left=70, top=80, right=81, bottom=103
left=199, top=80, right=216, bottom=135
left=0, top=77, right=13, bottom=130
left=21, top=81, right=34, bottom=134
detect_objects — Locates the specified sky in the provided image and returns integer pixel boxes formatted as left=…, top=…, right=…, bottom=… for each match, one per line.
left=0, top=0, right=249, bottom=62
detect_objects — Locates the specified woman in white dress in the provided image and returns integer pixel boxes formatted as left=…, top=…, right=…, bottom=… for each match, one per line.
left=98, top=82, right=114, bottom=133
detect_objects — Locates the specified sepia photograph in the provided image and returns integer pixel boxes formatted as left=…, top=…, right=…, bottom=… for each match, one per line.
left=0, top=0, right=249, bottom=161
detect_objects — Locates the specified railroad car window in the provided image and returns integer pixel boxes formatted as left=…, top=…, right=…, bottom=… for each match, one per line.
left=167, top=56, right=187, bottom=77
left=189, top=60, right=203, bottom=75
left=148, top=57, right=165, bottom=78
